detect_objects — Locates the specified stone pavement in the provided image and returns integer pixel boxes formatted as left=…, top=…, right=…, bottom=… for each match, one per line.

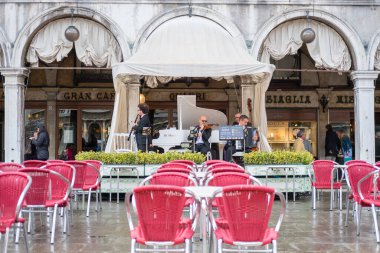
left=5, top=193, right=380, bottom=253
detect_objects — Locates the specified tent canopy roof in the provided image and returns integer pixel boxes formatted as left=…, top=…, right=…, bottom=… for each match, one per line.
left=112, top=16, right=274, bottom=83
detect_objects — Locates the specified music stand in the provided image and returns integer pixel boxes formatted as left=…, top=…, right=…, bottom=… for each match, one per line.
left=142, top=127, right=151, bottom=152
left=219, top=126, right=245, bottom=163
left=189, top=126, right=198, bottom=153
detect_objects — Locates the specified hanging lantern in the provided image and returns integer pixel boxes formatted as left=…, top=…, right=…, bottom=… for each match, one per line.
left=301, top=27, right=316, bottom=43
left=139, top=93, right=146, bottom=104
left=65, top=25, right=80, bottom=42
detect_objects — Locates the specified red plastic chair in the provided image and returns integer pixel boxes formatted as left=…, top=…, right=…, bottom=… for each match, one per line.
left=308, top=160, right=343, bottom=210
left=47, top=160, right=65, bottom=163
left=0, top=172, right=31, bottom=253
left=19, top=168, right=71, bottom=244
left=140, top=172, right=197, bottom=187
left=22, top=160, right=48, bottom=168
left=201, top=160, right=234, bottom=171
left=159, top=163, right=194, bottom=171
left=167, top=160, right=196, bottom=168
left=344, top=163, right=376, bottom=234
left=125, top=185, right=200, bottom=253
left=209, top=185, right=286, bottom=253
left=346, top=160, right=370, bottom=166
left=83, top=160, right=103, bottom=215
left=206, top=162, right=244, bottom=172
left=0, top=162, right=24, bottom=172
left=358, top=168, right=380, bottom=242
left=42, top=163, right=75, bottom=237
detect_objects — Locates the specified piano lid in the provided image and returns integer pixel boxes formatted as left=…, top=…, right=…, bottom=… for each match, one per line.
left=177, top=95, right=228, bottom=130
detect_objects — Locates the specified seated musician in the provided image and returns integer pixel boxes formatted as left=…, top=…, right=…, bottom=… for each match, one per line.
left=188, top=115, right=211, bottom=155
left=224, top=115, right=259, bottom=162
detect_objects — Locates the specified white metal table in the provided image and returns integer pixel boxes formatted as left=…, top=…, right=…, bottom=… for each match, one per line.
left=185, top=186, right=222, bottom=253
left=104, top=164, right=139, bottom=203
left=265, top=165, right=296, bottom=202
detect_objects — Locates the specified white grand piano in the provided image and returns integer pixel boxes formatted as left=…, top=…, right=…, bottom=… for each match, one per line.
left=153, top=95, right=227, bottom=157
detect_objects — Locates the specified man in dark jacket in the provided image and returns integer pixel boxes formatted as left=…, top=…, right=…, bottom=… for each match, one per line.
left=31, top=122, right=50, bottom=160
left=188, top=115, right=212, bottom=155
left=325, top=124, right=341, bottom=161
left=132, top=103, right=152, bottom=152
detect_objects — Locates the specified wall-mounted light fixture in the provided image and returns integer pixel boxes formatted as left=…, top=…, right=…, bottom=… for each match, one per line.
left=319, top=94, right=329, bottom=113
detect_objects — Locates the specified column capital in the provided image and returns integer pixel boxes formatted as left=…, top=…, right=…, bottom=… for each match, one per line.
left=43, top=87, right=60, bottom=100
left=1, top=68, right=30, bottom=78
left=350, top=71, right=379, bottom=81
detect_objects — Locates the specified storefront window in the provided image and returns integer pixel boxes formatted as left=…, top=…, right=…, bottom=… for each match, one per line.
left=58, top=109, right=77, bottom=160
left=81, top=109, right=112, bottom=152
left=25, top=109, right=46, bottom=160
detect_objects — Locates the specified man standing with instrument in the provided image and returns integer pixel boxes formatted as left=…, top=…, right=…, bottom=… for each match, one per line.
left=132, top=103, right=151, bottom=152
left=188, top=115, right=211, bottom=155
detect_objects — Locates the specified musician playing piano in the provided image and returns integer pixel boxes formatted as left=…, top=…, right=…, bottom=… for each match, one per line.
left=188, top=115, right=212, bottom=155
left=132, top=103, right=152, bottom=152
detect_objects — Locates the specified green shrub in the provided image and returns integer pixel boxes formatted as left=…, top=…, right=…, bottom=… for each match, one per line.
left=75, top=151, right=206, bottom=164
left=243, top=150, right=314, bottom=165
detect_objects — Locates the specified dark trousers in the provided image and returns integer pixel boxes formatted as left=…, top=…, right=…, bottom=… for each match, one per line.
left=194, top=143, right=209, bottom=155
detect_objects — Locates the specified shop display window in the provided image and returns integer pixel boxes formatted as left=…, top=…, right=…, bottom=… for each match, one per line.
left=267, top=121, right=317, bottom=156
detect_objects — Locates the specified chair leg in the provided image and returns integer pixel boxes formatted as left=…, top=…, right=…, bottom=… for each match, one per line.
left=272, top=240, right=277, bottom=253
left=22, top=224, right=29, bottom=253
left=50, top=204, right=58, bottom=244
left=371, top=204, right=380, bottom=242
left=185, top=238, right=191, bottom=253
left=312, top=187, right=316, bottom=210
left=345, top=198, right=350, bottom=227
left=218, top=239, right=223, bottom=253
left=356, top=204, right=362, bottom=236
left=4, top=227, right=9, bottom=253
left=330, top=189, right=334, bottom=211
left=131, top=239, right=136, bottom=253
left=339, top=187, right=342, bottom=211
left=95, top=189, right=99, bottom=212
left=87, top=189, right=92, bottom=217
left=99, top=187, right=102, bottom=210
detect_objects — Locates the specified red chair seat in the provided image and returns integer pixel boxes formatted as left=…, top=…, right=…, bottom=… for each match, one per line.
left=214, top=226, right=278, bottom=246
left=311, top=182, right=342, bottom=189
left=131, top=218, right=194, bottom=245
left=45, top=199, right=68, bottom=207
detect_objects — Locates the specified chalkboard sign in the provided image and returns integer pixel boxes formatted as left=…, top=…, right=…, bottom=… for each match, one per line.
left=219, top=125, right=244, bottom=140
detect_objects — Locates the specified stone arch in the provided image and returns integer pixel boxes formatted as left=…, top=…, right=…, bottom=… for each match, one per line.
left=368, top=30, right=380, bottom=70
left=12, top=5, right=130, bottom=67
left=0, top=27, right=10, bottom=67
left=251, top=8, right=366, bottom=70
left=133, top=6, right=246, bottom=54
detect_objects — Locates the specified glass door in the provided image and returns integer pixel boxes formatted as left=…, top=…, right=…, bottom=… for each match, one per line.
left=58, top=109, right=77, bottom=160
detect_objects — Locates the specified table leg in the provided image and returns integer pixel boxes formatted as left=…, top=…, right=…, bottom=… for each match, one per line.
left=201, top=199, right=207, bottom=253
left=292, top=168, right=296, bottom=202
left=109, top=168, right=112, bottom=202
left=285, top=168, right=288, bottom=203
left=117, top=168, right=120, bottom=204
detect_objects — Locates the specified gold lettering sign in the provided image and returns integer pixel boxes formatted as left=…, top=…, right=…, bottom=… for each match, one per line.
left=169, top=92, right=206, bottom=101
left=60, top=91, right=115, bottom=101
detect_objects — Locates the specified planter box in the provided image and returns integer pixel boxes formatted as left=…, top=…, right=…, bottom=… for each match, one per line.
left=245, top=164, right=311, bottom=193
left=100, top=164, right=144, bottom=193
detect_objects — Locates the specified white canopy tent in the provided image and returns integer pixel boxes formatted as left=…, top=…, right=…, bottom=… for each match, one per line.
left=105, top=15, right=275, bottom=152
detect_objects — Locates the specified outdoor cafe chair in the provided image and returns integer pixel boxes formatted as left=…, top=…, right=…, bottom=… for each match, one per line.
left=42, top=163, right=75, bottom=234
left=83, top=160, right=103, bottom=213
left=345, top=163, right=377, bottom=235
left=19, top=168, right=71, bottom=244
left=167, top=160, right=197, bottom=170
left=0, top=162, right=24, bottom=172
left=206, top=162, right=244, bottom=172
left=158, top=162, right=194, bottom=171
left=125, top=185, right=200, bottom=253
left=65, top=161, right=88, bottom=210
left=308, top=160, right=343, bottom=210
left=47, top=160, right=65, bottom=163
left=208, top=185, right=286, bottom=253
left=0, top=172, right=31, bottom=253
left=22, top=160, right=48, bottom=168
left=201, top=160, right=235, bottom=171
left=358, top=168, right=380, bottom=242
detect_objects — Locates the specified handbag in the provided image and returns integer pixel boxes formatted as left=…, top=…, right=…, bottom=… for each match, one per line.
left=25, top=140, right=33, bottom=155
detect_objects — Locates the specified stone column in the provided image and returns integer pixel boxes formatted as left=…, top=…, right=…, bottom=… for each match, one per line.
left=316, top=88, right=333, bottom=159
left=350, top=71, right=379, bottom=163
left=127, top=81, right=141, bottom=131
left=225, top=89, right=240, bottom=124
left=1, top=68, right=29, bottom=162
left=240, top=77, right=254, bottom=120
left=43, top=88, right=58, bottom=159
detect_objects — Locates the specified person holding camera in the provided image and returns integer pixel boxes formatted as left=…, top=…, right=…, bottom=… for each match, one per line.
left=30, top=122, right=50, bottom=161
